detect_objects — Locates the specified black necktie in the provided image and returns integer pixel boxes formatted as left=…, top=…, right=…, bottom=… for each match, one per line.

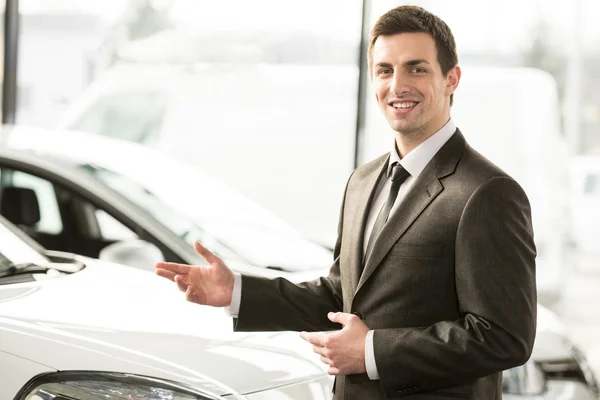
left=364, top=163, right=411, bottom=263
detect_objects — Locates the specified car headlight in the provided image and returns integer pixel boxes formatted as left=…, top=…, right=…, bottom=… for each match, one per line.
left=15, top=371, right=227, bottom=400
left=502, top=360, right=547, bottom=395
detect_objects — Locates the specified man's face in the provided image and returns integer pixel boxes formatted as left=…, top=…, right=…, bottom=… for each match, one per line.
left=371, top=32, right=459, bottom=137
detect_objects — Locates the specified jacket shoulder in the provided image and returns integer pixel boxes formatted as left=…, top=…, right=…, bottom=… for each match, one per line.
left=455, top=144, right=515, bottom=184
left=351, top=153, right=388, bottom=182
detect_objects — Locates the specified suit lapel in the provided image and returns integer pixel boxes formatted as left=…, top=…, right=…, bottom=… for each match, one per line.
left=354, top=130, right=467, bottom=295
left=345, top=155, right=388, bottom=291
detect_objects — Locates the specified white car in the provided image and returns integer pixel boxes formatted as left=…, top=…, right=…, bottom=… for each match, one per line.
left=0, top=214, right=334, bottom=399
left=0, top=214, right=598, bottom=399
left=0, top=125, right=332, bottom=281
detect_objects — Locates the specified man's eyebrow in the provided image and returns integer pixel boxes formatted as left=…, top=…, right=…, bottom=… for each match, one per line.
left=374, top=59, right=431, bottom=68
left=404, top=59, right=431, bottom=66
left=374, top=62, right=393, bottom=69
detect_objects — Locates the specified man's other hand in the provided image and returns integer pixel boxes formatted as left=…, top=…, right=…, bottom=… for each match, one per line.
left=155, top=241, right=235, bottom=307
left=300, top=312, right=369, bottom=376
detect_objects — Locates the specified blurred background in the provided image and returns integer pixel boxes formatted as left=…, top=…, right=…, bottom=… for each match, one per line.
left=0, top=0, right=598, bottom=377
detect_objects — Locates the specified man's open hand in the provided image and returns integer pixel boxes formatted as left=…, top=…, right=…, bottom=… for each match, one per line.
left=155, top=241, right=234, bottom=307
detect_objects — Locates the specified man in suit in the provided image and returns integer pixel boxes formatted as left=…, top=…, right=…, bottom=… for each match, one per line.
left=156, top=5, right=537, bottom=399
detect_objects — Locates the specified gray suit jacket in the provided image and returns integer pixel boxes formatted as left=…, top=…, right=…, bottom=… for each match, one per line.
left=234, top=130, right=537, bottom=400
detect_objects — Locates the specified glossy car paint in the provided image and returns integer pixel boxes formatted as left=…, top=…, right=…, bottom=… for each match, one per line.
left=0, top=220, right=331, bottom=399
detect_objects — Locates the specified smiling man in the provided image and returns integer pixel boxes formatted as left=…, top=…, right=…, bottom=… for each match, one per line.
left=156, top=5, right=537, bottom=400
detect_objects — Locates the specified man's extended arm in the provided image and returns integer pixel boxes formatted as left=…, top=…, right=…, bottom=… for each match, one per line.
left=232, top=172, right=356, bottom=332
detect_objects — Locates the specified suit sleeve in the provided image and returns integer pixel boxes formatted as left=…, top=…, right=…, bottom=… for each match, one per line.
left=232, top=172, right=355, bottom=332
left=374, top=176, right=537, bottom=396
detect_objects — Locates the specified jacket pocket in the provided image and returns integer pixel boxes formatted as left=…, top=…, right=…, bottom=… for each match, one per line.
left=388, top=243, right=444, bottom=259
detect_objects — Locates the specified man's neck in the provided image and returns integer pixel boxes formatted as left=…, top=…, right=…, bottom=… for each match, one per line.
left=394, top=116, right=451, bottom=158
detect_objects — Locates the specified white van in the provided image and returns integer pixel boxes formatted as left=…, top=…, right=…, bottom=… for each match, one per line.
left=569, top=154, right=600, bottom=258
left=453, top=66, right=571, bottom=306
left=57, top=62, right=358, bottom=247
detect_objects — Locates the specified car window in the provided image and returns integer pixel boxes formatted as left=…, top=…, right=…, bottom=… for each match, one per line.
left=0, top=167, right=139, bottom=259
left=76, top=163, right=332, bottom=269
left=94, top=208, right=138, bottom=241
left=8, top=170, right=63, bottom=235
left=78, top=163, right=245, bottom=262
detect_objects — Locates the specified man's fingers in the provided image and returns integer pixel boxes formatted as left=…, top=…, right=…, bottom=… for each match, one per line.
left=185, top=286, right=195, bottom=302
left=194, top=241, right=221, bottom=264
left=175, top=275, right=189, bottom=293
left=155, top=268, right=177, bottom=282
left=312, top=345, right=328, bottom=356
left=319, top=355, right=332, bottom=366
left=155, top=262, right=191, bottom=275
left=327, top=367, right=341, bottom=376
left=300, top=331, right=327, bottom=347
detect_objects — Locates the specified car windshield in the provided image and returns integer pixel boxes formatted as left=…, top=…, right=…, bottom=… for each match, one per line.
left=77, top=164, right=332, bottom=270
left=0, top=220, right=49, bottom=272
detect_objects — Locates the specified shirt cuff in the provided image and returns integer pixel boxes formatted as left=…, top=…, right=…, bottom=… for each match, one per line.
left=365, top=330, right=380, bottom=380
left=224, top=272, right=242, bottom=317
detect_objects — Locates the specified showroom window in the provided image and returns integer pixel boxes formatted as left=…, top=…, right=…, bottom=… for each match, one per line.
left=15, top=0, right=363, bottom=247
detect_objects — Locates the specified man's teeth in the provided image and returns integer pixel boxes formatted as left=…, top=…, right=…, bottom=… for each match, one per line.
left=393, top=102, right=416, bottom=109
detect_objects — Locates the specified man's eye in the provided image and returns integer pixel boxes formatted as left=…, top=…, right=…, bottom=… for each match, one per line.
left=378, top=69, right=392, bottom=75
left=410, top=67, right=426, bottom=73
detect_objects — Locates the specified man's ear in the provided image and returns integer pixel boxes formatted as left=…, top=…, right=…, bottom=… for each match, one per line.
left=445, top=65, right=461, bottom=97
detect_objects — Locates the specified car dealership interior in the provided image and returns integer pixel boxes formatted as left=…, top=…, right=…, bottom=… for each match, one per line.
left=1, top=0, right=599, bottom=399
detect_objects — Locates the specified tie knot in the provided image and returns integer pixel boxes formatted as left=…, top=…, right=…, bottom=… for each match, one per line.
left=391, top=163, right=410, bottom=183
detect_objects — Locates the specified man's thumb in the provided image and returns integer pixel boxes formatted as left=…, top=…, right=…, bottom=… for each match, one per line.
left=327, top=312, right=349, bottom=326
left=194, top=241, right=205, bottom=254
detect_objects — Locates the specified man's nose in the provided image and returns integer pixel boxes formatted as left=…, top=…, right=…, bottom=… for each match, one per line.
left=390, top=72, right=410, bottom=97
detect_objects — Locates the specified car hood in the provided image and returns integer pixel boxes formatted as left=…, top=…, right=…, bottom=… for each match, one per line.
left=0, top=258, right=325, bottom=396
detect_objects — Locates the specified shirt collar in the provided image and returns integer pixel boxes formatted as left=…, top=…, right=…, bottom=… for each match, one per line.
left=387, top=118, right=456, bottom=179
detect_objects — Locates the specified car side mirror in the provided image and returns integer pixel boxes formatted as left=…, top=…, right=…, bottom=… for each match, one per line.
left=99, top=239, right=164, bottom=271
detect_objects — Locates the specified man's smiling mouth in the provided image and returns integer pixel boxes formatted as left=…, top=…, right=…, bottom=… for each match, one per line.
left=392, top=101, right=418, bottom=109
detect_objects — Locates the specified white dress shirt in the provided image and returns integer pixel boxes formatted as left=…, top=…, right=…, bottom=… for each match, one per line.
left=362, top=119, right=456, bottom=379
left=227, top=119, right=457, bottom=380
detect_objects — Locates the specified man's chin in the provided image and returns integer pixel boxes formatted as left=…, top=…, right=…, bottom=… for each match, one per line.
left=389, top=121, right=418, bottom=135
